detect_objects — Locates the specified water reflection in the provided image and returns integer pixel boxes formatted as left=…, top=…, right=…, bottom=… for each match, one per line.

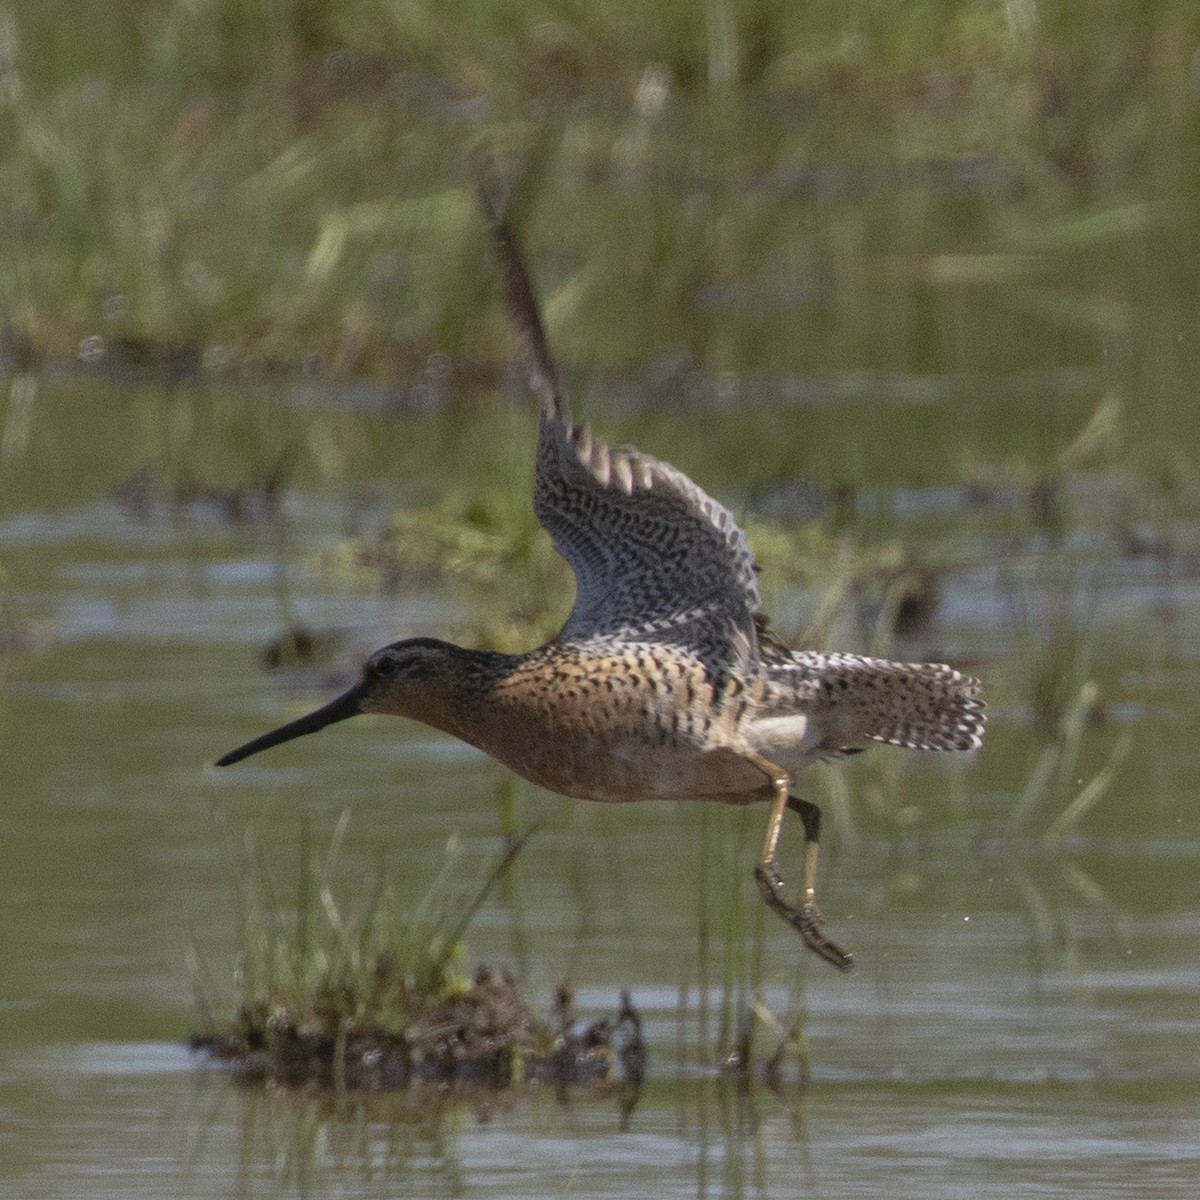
left=5, top=1040, right=1198, bottom=1200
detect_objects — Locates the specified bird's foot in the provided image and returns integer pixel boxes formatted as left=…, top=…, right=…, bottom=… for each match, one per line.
left=796, top=900, right=854, bottom=972
left=754, top=861, right=854, bottom=972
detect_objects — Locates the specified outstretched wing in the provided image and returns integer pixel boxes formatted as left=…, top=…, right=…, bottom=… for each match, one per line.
left=534, top=409, right=764, bottom=655
left=475, top=159, right=763, bottom=665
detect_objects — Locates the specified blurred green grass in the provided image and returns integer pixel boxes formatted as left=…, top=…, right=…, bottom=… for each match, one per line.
left=3, top=0, right=1198, bottom=442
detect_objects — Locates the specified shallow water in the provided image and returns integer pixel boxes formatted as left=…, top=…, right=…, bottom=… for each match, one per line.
left=5, top=1041, right=1199, bottom=1199
left=2, top=372, right=1200, bottom=1198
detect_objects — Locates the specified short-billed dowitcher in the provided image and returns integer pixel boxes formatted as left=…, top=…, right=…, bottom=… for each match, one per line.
left=217, top=169, right=985, bottom=970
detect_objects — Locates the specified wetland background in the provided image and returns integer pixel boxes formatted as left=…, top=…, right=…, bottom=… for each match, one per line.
left=2, top=1, right=1200, bottom=1196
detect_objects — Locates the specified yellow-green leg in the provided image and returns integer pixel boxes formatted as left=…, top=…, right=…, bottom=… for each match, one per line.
left=748, top=753, right=853, bottom=971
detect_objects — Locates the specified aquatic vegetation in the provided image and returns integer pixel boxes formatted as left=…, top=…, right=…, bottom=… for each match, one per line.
left=223, top=816, right=513, bottom=1035
left=321, top=482, right=570, bottom=651
left=191, top=814, right=643, bottom=1089
left=1008, top=680, right=1132, bottom=846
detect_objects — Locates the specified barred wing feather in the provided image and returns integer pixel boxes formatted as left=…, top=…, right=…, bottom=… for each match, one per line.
left=477, top=164, right=764, bottom=663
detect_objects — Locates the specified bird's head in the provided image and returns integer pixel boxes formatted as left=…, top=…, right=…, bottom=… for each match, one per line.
left=215, top=637, right=473, bottom=767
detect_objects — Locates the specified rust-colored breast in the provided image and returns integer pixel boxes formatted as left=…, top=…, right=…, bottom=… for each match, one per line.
left=475, top=644, right=769, bottom=803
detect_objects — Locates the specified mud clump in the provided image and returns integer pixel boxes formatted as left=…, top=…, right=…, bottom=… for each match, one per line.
left=190, top=968, right=645, bottom=1092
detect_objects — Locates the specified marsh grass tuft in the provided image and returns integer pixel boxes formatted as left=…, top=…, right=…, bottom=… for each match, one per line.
left=190, top=813, right=643, bottom=1089
left=221, top=813, right=519, bottom=1034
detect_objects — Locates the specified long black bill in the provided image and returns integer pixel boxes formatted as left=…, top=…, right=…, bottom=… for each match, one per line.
left=215, top=686, right=365, bottom=766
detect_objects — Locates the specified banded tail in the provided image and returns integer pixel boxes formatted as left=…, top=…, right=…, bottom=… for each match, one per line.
left=796, top=651, right=986, bottom=752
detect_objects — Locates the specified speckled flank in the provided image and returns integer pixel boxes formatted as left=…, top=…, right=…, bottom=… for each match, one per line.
left=355, top=633, right=984, bottom=807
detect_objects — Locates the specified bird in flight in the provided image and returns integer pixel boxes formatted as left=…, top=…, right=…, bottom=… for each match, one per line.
left=217, top=163, right=985, bottom=970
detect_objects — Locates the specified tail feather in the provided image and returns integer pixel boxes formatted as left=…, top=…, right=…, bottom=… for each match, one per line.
left=795, top=652, right=986, bottom=752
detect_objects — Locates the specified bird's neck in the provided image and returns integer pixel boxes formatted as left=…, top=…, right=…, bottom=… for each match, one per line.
left=396, top=647, right=527, bottom=747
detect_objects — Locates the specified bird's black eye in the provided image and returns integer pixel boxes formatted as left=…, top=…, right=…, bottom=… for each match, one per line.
left=373, top=653, right=399, bottom=677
